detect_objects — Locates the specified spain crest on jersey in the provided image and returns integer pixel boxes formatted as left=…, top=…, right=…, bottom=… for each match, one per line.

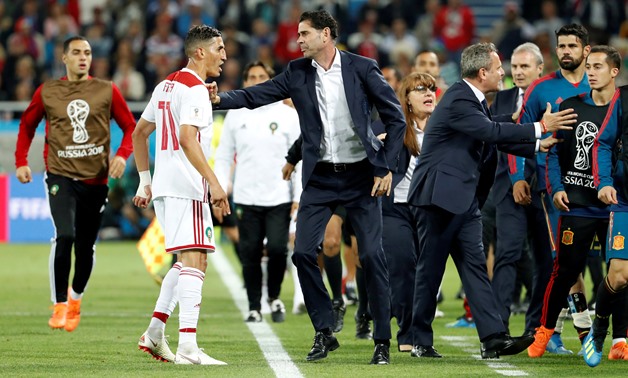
left=612, top=233, right=625, bottom=250
left=562, top=229, right=574, bottom=245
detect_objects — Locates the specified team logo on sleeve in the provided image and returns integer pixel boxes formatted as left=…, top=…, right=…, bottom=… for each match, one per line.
left=205, top=227, right=213, bottom=241
left=191, top=106, right=203, bottom=121
left=612, top=233, right=625, bottom=250
left=561, top=229, right=574, bottom=245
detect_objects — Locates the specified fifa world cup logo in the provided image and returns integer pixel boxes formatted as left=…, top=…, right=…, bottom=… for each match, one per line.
left=67, top=99, right=90, bottom=144
left=574, top=121, right=598, bottom=170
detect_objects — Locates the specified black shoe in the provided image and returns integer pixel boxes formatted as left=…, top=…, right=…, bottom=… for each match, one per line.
left=355, top=313, right=372, bottom=340
left=370, top=344, right=390, bottom=365
left=521, top=329, right=535, bottom=337
left=410, top=345, right=442, bottom=358
left=332, top=299, right=346, bottom=332
left=480, top=333, right=534, bottom=359
left=306, top=331, right=340, bottom=361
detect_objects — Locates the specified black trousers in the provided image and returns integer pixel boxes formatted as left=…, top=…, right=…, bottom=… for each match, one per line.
left=382, top=201, right=417, bottom=346
left=292, top=160, right=391, bottom=339
left=493, top=191, right=554, bottom=332
left=541, top=215, right=608, bottom=328
left=236, top=203, right=292, bottom=311
left=46, top=172, right=108, bottom=303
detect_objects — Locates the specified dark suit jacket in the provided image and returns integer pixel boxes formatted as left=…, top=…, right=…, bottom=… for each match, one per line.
left=490, top=87, right=538, bottom=204
left=407, top=81, right=538, bottom=214
left=218, top=50, right=406, bottom=187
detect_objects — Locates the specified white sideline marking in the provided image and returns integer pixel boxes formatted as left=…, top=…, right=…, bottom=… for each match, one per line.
left=440, top=336, right=528, bottom=376
left=209, top=249, right=302, bottom=378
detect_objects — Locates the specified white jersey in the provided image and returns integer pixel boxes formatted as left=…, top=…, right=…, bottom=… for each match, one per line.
left=214, top=101, right=301, bottom=206
left=141, top=68, right=213, bottom=202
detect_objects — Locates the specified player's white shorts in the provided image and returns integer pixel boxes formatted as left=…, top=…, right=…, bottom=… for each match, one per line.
left=153, top=197, right=215, bottom=253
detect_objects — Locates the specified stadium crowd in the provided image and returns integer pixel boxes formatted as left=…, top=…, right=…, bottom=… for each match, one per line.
left=1, top=0, right=627, bottom=103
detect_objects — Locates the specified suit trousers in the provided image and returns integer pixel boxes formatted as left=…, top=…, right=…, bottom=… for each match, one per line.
left=412, top=201, right=505, bottom=346
left=493, top=191, right=554, bottom=333
left=382, top=201, right=417, bottom=346
left=292, top=161, right=392, bottom=339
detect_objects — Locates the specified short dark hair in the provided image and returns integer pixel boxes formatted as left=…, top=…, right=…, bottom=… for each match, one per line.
left=588, top=45, right=622, bottom=70
left=382, top=66, right=402, bottom=82
left=556, top=23, right=589, bottom=46
left=299, top=10, right=338, bottom=40
left=184, top=25, right=222, bottom=57
left=243, top=60, right=275, bottom=80
left=63, top=36, right=88, bottom=53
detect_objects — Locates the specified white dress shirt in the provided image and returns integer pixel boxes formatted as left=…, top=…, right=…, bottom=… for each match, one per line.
left=312, top=49, right=367, bottom=163
left=394, top=124, right=424, bottom=203
left=214, top=101, right=301, bottom=206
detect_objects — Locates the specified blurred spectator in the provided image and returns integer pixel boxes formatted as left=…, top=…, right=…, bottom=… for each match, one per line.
left=489, top=1, right=535, bottom=59
left=221, top=21, right=250, bottom=65
left=13, top=78, right=33, bottom=101
left=90, top=57, right=111, bottom=80
left=380, top=17, right=419, bottom=66
left=112, top=1, right=143, bottom=40
left=347, top=15, right=383, bottom=62
left=112, top=58, right=145, bottom=101
left=43, top=2, right=78, bottom=42
left=247, top=18, right=274, bottom=63
left=144, top=12, right=183, bottom=85
left=255, top=42, right=283, bottom=75
left=146, top=0, right=180, bottom=33
left=0, top=1, right=14, bottom=45
left=380, top=0, right=417, bottom=31
left=43, top=41, right=65, bottom=81
left=12, top=0, right=43, bottom=33
left=176, top=0, right=215, bottom=38
left=6, top=17, right=45, bottom=66
left=219, top=0, right=252, bottom=33
left=573, top=0, right=625, bottom=36
left=415, top=0, right=440, bottom=51
left=433, top=0, right=475, bottom=61
left=122, top=18, right=145, bottom=56
left=254, top=0, right=281, bottom=28
left=533, top=0, right=566, bottom=51
left=273, top=2, right=302, bottom=66
left=6, top=54, right=39, bottom=96
left=84, top=23, right=113, bottom=59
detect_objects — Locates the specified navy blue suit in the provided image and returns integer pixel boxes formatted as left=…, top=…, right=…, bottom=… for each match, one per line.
left=218, top=50, right=406, bottom=340
left=490, top=87, right=554, bottom=333
left=407, top=80, right=537, bottom=346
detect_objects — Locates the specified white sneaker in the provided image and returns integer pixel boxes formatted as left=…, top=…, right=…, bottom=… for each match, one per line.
left=175, top=342, right=227, bottom=365
left=269, top=299, right=286, bottom=323
left=138, top=330, right=175, bottom=362
left=434, top=307, right=445, bottom=318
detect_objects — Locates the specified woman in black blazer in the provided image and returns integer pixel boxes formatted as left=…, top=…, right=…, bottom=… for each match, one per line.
left=378, top=72, right=436, bottom=352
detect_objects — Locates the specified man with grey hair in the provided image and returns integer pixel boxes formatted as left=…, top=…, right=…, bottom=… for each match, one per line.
left=407, top=42, right=577, bottom=359
left=489, top=42, right=573, bottom=354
